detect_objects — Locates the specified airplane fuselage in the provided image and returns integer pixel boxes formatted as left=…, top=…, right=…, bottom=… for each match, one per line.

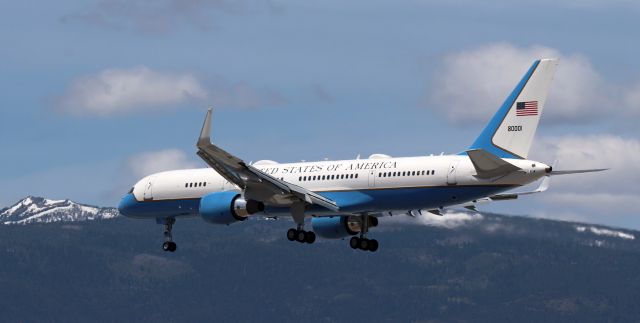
left=120, top=154, right=548, bottom=219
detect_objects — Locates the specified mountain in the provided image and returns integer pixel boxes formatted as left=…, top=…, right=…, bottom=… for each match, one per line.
left=1, top=207, right=640, bottom=322
left=0, top=196, right=119, bottom=225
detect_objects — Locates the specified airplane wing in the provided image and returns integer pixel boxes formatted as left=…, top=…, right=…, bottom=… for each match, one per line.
left=196, top=108, right=339, bottom=212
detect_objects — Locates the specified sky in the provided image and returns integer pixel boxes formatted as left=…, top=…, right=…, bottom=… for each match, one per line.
left=1, top=0, right=639, bottom=229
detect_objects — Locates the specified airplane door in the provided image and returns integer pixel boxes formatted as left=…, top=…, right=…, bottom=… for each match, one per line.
left=143, top=177, right=154, bottom=201
left=368, top=170, right=376, bottom=188
left=447, top=161, right=459, bottom=185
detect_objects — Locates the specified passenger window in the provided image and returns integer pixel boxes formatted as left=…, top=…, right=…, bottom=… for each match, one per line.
left=185, top=183, right=188, bottom=188
left=204, top=182, right=207, bottom=187
left=355, top=173, right=359, bottom=179
left=432, top=170, right=435, bottom=175
left=422, top=170, right=425, bottom=175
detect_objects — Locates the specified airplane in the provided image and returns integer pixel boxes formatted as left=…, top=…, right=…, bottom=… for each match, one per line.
left=118, top=58, right=606, bottom=252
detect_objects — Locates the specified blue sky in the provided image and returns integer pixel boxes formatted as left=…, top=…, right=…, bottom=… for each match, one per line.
left=1, top=0, right=639, bottom=228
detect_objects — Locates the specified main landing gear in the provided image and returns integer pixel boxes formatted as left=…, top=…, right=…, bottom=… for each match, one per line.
left=350, top=215, right=379, bottom=252
left=287, top=227, right=316, bottom=244
left=161, top=217, right=177, bottom=252
left=286, top=202, right=316, bottom=244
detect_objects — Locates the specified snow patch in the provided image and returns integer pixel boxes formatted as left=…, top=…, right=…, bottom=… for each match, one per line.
left=575, top=226, right=635, bottom=240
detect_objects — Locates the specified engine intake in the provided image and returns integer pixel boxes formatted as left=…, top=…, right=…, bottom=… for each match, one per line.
left=200, top=191, right=264, bottom=225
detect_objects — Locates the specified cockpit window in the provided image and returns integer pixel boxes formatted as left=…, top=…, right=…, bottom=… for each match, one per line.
left=127, top=187, right=134, bottom=194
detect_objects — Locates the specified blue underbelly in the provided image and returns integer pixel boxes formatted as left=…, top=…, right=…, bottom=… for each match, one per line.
left=119, top=185, right=515, bottom=219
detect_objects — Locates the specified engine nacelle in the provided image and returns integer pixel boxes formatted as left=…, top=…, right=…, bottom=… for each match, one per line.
left=312, top=216, right=361, bottom=239
left=200, top=191, right=264, bottom=225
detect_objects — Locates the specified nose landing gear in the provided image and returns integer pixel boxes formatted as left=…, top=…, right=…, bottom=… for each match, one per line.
left=159, top=217, right=177, bottom=252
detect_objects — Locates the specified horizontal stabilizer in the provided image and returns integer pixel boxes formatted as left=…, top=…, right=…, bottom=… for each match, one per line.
left=550, top=169, right=608, bottom=176
left=467, top=149, right=521, bottom=179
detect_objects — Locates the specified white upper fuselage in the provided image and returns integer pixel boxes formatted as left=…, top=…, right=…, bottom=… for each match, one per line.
left=131, top=154, right=548, bottom=213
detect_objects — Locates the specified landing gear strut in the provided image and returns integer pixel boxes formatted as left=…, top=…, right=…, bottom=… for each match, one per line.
left=286, top=202, right=316, bottom=244
left=349, top=215, right=379, bottom=252
left=161, top=217, right=177, bottom=252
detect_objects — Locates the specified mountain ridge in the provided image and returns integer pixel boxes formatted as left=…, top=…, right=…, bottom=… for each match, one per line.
left=0, top=196, right=119, bottom=225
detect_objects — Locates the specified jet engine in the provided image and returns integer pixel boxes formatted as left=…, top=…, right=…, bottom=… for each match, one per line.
left=312, top=215, right=378, bottom=239
left=200, top=191, right=264, bottom=225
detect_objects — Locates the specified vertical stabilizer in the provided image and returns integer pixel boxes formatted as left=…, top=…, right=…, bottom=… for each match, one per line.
left=467, top=59, right=558, bottom=159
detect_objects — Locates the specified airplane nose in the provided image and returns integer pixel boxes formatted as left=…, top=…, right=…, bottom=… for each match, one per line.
left=118, top=193, right=137, bottom=217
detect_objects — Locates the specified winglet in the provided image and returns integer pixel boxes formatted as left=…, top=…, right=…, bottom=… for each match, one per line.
left=198, top=108, right=213, bottom=147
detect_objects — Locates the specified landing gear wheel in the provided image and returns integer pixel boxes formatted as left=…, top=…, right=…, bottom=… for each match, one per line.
left=359, top=238, right=369, bottom=250
left=368, top=239, right=379, bottom=252
left=305, top=231, right=316, bottom=244
left=162, top=241, right=177, bottom=252
left=287, top=228, right=297, bottom=241
left=350, top=237, right=360, bottom=249
left=296, top=230, right=307, bottom=243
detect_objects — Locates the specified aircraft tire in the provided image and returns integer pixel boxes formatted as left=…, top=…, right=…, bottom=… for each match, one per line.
left=368, top=239, right=379, bottom=252
left=359, top=238, right=369, bottom=250
left=287, top=228, right=297, bottom=241
left=305, top=231, right=316, bottom=244
left=349, top=237, right=360, bottom=249
left=296, top=230, right=307, bottom=243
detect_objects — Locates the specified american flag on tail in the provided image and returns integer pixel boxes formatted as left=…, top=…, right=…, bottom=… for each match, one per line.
left=516, top=101, right=538, bottom=116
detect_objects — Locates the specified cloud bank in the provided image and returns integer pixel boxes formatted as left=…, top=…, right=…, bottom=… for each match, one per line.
left=125, top=149, right=199, bottom=178
left=427, top=42, right=620, bottom=124
left=530, top=134, right=640, bottom=221
left=55, top=66, right=286, bottom=116
left=55, top=67, right=207, bottom=116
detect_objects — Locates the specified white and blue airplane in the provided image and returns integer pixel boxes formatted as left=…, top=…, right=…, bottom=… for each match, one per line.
left=118, top=58, right=605, bottom=252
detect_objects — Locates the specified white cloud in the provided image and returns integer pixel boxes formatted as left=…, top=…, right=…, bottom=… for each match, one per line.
left=427, top=42, right=610, bottom=124
left=126, top=149, right=199, bottom=178
left=526, top=134, right=640, bottom=226
left=384, top=211, right=483, bottom=229
left=55, top=66, right=287, bottom=116
left=56, top=66, right=208, bottom=116
left=531, top=134, right=640, bottom=193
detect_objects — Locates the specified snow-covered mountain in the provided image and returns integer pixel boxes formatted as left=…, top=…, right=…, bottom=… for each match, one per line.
left=0, top=196, right=120, bottom=225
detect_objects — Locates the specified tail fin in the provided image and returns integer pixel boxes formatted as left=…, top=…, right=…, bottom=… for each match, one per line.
left=467, top=58, right=558, bottom=159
